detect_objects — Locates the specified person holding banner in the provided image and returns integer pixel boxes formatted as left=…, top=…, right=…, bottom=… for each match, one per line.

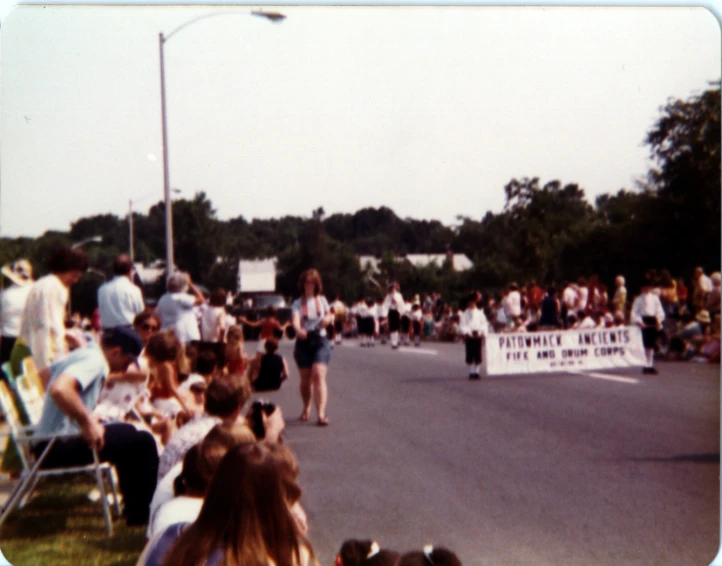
left=631, top=275, right=665, bottom=375
left=460, top=292, right=489, bottom=380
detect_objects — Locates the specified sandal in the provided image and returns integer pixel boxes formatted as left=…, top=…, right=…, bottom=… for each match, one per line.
left=317, top=416, right=329, bottom=427
left=299, top=411, right=310, bottom=422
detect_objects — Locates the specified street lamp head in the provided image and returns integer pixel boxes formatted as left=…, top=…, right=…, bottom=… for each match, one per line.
left=251, top=10, right=286, bottom=22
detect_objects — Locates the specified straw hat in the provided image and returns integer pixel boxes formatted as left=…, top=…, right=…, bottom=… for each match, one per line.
left=1, top=259, right=34, bottom=287
left=696, top=309, right=712, bottom=324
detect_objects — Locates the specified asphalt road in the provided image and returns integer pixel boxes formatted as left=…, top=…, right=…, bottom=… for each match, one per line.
left=256, top=338, right=720, bottom=566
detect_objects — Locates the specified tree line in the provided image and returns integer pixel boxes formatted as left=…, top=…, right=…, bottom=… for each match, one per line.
left=1, top=84, right=719, bottom=314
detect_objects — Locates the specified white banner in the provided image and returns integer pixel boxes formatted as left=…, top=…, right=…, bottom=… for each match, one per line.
left=482, top=326, right=646, bottom=376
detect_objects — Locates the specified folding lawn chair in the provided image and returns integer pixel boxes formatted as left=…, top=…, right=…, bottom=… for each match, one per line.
left=0, top=362, right=15, bottom=389
left=0, top=381, right=120, bottom=536
left=20, top=357, right=45, bottom=395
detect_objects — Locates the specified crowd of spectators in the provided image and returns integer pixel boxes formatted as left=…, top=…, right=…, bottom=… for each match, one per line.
left=337, top=268, right=720, bottom=364
left=0, top=249, right=465, bottom=564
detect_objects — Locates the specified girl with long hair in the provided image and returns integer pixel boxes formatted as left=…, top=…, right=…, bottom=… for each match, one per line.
left=140, top=442, right=315, bottom=566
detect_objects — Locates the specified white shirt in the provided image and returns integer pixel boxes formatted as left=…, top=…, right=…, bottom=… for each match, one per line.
left=631, top=292, right=665, bottom=326
left=383, top=291, right=405, bottom=314
left=0, top=284, right=32, bottom=337
left=576, top=316, right=597, bottom=329
left=18, top=274, right=68, bottom=370
left=292, top=295, right=330, bottom=334
left=562, top=286, right=578, bottom=309
left=149, top=496, right=204, bottom=538
left=147, top=461, right=182, bottom=538
left=97, top=276, right=144, bottom=328
left=157, top=292, right=200, bottom=343
left=460, top=307, right=489, bottom=336
left=698, top=274, right=713, bottom=294
left=503, top=291, right=522, bottom=317
left=577, top=287, right=589, bottom=312
left=200, top=305, right=226, bottom=342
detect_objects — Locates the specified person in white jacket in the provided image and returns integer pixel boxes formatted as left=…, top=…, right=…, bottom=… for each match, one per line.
left=460, top=292, right=489, bottom=380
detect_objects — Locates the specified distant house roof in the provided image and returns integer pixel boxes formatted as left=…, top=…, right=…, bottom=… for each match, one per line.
left=357, top=255, right=381, bottom=273
left=404, top=254, right=473, bottom=272
left=134, top=263, right=164, bottom=285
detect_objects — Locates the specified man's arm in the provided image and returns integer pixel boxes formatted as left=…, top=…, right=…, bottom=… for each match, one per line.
left=49, top=373, right=105, bottom=449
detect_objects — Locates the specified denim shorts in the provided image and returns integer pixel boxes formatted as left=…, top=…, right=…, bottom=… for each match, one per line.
left=294, top=336, right=331, bottom=369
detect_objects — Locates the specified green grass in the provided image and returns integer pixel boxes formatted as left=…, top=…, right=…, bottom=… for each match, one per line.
left=0, top=476, right=146, bottom=566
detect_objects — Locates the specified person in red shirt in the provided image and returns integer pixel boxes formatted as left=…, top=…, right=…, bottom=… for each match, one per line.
left=527, top=280, right=545, bottom=312
left=240, top=306, right=290, bottom=366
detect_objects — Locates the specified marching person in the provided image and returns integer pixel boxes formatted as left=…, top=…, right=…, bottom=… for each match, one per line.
left=383, top=282, right=405, bottom=349
left=292, top=269, right=333, bottom=426
left=631, top=274, right=665, bottom=375
left=400, top=299, right=412, bottom=347
left=331, top=295, right=347, bottom=345
left=410, top=301, right=423, bottom=347
left=460, top=292, right=489, bottom=379
left=97, top=255, right=145, bottom=330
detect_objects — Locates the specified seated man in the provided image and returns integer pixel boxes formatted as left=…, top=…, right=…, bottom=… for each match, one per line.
left=33, top=327, right=159, bottom=526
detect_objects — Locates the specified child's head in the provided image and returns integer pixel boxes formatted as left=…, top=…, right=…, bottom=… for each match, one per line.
left=336, top=540, right=399, bottom=566
left=398, top=546, right=462, bottom=566
left=265, top=306, right=278, bottom=318
left=264, top=337, right=279, bottom=355
left=209, top=289, right=227, bottom=307
left=226, top=325, right=244, bottom=344
left=196, top=349, right=219, bottom=376
left=145, top=329, right=182, bottom=364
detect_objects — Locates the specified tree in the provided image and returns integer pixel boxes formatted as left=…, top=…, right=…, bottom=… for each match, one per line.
left=170, top=192, right=223, bottom=283
left=644, top=84, right=721, bottom=274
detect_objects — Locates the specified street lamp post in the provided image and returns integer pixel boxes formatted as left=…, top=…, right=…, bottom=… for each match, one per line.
left=158, top=9, right=285, bottom=279
left=129, top=189, right=180, bottom=264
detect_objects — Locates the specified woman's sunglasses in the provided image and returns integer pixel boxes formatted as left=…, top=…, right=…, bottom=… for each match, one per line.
left=141, top=323, right=159, bottom=332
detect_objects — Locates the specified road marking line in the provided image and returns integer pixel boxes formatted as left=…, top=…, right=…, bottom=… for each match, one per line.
left=399, top=348, right=438, bottom=356
left=568, top=370, right=640, bottom=384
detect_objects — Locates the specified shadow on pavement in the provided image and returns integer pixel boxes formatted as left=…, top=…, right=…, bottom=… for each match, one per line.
left=628, top=453, right=720, bottom=464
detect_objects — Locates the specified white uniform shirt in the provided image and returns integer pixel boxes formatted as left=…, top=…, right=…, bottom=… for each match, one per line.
left=577, top=287, right=589, bottom=312
left=383, top=291, right=405, bottom=314
left=97, top=275, right=144, bottom=328
left=376, top=303, right=388, bottom=319
left=562, top=286, right=578, bottom=310
left=0, top=284, right=32, bottom=337
left=631, top=292, right=665, bottom=326
left=576, top=316, right=596, bottom=329
left=699, top=274, right=713, bottom=294
left=460, top=307, right=489, bottom=337
left=503, top=291, right=522, bottom=317
left=18, top=274, right=68, bottom=370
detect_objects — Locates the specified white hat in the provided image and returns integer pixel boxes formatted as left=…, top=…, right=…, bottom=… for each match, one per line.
left=178, top=373, right=208, bottom=393
left=1, top=259, right=34, bottom=287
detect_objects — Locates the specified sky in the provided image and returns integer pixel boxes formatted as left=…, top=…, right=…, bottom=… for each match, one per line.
left=0, top=4, right=720, bottom=238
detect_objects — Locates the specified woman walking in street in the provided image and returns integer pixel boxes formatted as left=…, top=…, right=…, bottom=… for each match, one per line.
left=291, top=269, right=333, bottom=426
